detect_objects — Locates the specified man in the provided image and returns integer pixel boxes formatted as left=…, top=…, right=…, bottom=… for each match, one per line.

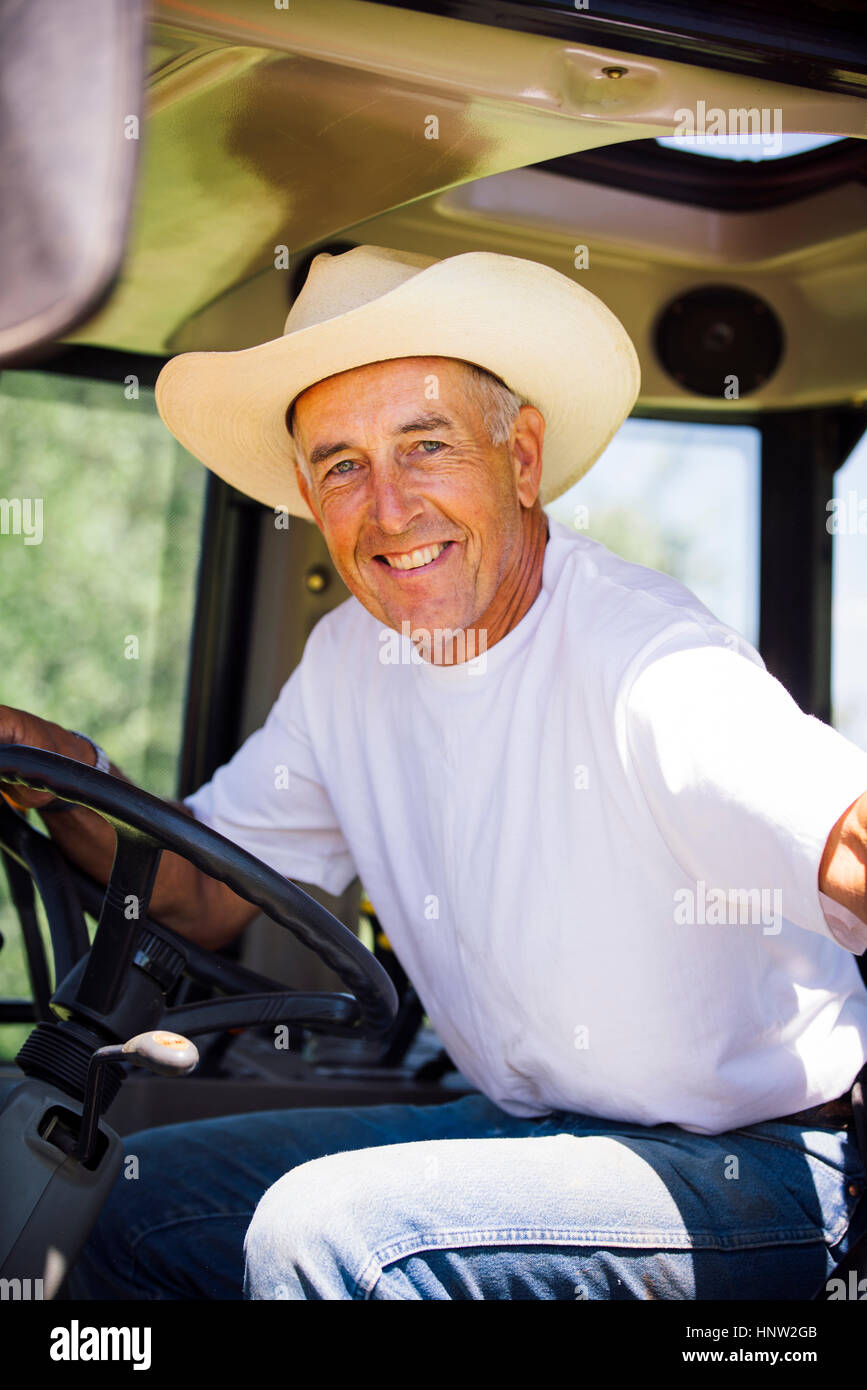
left=4, top=245, right=867, bottom=1300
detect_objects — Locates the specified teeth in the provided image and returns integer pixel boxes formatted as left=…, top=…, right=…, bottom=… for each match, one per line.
left=383, top=542, right=447, bottom=571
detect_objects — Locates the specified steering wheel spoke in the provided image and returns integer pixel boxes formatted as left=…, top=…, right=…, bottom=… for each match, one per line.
left=76, top=827, right=163, bottom=1017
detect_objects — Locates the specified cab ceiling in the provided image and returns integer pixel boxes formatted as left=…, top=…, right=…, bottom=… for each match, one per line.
left=66, top=0, right=867, bottom=411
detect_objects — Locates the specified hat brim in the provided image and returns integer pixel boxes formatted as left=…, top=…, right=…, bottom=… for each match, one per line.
left=155, top=251, right=640, bottom=519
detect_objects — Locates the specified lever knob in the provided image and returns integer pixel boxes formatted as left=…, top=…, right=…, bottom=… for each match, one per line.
left=121, top=1030, right=199, bottom=1076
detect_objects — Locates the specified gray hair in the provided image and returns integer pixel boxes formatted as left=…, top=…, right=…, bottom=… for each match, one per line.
left=461, top=362, right=529, bottom=445
left=287, top=360, right=529, bottom=485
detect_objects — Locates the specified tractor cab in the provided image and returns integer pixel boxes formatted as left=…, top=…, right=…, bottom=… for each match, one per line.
left=0, top=0, right=866, bottom=1338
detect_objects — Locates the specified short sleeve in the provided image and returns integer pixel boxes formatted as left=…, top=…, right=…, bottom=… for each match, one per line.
left=624, top=634, right=867, bottom=947
left=183, top=663, right=356, bottom=896
left=820, top=891, right=867, bottom=956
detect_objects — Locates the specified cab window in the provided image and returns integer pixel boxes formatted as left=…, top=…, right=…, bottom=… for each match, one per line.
left=0, top=369, right=206, bottom=1057
left=547, top=419, right=761, bottom=645
left=831, top=429, right=867, bottom=752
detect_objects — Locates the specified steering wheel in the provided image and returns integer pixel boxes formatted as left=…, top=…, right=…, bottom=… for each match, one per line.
left=0, top=745, right=398, bottom=1102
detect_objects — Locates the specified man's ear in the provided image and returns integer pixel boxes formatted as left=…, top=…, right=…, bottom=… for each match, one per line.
left=510, top=404, right=545, bottom=508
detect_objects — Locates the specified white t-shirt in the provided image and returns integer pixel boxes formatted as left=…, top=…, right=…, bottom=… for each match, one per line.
left=185, top=518, right=867, bottom=1135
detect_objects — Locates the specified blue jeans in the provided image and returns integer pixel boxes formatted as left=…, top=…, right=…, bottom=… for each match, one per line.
left=67, top=1092, right=866, bottom=1300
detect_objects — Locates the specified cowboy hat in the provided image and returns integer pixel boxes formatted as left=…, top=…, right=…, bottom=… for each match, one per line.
left=154, top=245, right=640, bottom=519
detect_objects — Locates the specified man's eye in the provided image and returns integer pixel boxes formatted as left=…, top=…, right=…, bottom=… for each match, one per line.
left=417, top=440, right=443, bottom=454
left=328, top=459, right=356, bottom=476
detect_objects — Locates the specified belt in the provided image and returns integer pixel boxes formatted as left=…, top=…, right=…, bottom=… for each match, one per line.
left=774, top=1093, right=853, bottom=1128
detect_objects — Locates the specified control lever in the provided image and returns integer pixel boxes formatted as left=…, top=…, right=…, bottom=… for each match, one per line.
left=75, top=1030, right=198, bottom=1164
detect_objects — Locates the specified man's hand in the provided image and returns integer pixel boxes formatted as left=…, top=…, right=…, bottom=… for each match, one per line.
left=0, top=703, right=98, bottom=810
left=820, top=790, right=867, bottom=931
left=0, top=702, right=257, bottom=950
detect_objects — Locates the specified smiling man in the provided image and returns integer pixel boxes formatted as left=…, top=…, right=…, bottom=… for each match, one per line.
left=290, top=356, right=548, bottom=659
left=11, top=244, right=867, bottom=1300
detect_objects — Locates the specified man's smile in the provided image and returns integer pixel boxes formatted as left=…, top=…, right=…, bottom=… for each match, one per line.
left=372, top=539, right=457, bottom=574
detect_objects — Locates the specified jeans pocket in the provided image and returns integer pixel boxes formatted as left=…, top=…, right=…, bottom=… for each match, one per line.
left=738, top=1121, right=865, bottom=1247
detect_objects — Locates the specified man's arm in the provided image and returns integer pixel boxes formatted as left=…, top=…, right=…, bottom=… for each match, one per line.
left=820, top=790, right=867, bottom=932
left=0, top=704, right=257, bottom=950
left=624, top=637, right=867, bottom=952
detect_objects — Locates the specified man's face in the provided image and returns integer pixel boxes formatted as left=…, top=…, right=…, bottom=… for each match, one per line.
left=291, top=356, right=545, bottom=637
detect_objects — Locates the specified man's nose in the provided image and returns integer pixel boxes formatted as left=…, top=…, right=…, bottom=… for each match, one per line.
left=368, top=459, right=423, bottom=534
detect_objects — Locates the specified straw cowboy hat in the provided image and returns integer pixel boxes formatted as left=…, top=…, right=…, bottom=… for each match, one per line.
left=155, top=245, right=641, bottom=520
